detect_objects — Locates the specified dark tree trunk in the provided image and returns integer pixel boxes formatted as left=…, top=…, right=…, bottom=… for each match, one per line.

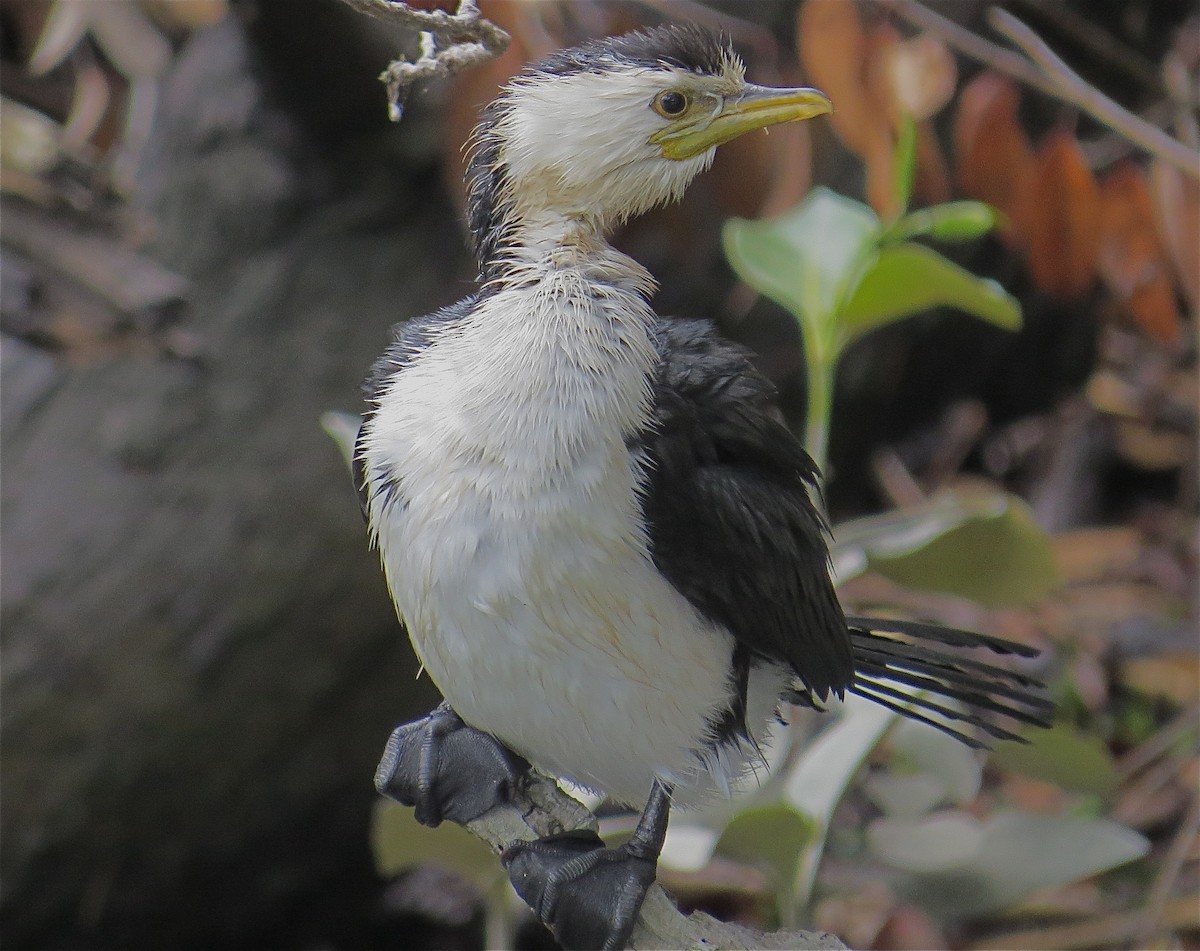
left=1, top=7, right=461, bottom=947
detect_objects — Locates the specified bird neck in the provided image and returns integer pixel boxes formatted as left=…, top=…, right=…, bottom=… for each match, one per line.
left=482, top=209, right=656, bottom=305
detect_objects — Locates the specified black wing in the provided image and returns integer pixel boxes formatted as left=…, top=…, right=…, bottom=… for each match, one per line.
left=354, top=296, right=480, bottom=517
left=639, top=319, right=1051, bottom=747
left=636, top=319, right=855, bottom=701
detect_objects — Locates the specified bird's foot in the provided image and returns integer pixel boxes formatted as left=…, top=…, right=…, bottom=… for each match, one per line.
left=503, top=830, right=657, bottom=951
left=374, top=701, right=529, bottom=827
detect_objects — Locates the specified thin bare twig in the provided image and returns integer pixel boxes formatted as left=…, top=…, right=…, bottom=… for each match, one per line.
left=892, top=1, right=1200, bottom=179
left=989, top=8, right=1200, bottom=179
left=341, top=0, right=510, bottom=120
left=1008, top=0, right=1166, bottom=96
left=892, top=0, right=1060, bottom=99
left=1134, top=787, right=1200, bottom=947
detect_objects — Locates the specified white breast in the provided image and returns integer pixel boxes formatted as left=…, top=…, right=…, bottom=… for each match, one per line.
left=362, top=253, right=782, bottom=806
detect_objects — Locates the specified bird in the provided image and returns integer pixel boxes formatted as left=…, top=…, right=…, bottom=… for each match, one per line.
left=354, top=23, right=1050, bottom=951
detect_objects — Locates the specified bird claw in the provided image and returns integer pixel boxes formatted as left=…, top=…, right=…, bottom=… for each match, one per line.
left=503, top=830, right=656, bottom=951
left=374, top=702, right=529, bottom=827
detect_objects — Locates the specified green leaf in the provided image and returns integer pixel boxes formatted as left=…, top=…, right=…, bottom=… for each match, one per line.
left=868, top=811, right=985, bottom=873
left=897, top=717, right=984, bottom=802
left=723, top=187, right=881, bottom=351
left=892, top=117, right=917, bottom=218
left=840, top=242, right=1021, bottom=341
left=832, top=490, right=1060, bottom=608
left=890, top=810, right=1150, bottom=919
left=991, top=721, right=1120, bottom=797
left=370, top=800, right=503, bottom=890
left=783, top=694, right=900, bottom=919
left=716, top=803, right=816, bottom=893
left=887, top=201, right=999, bottom=244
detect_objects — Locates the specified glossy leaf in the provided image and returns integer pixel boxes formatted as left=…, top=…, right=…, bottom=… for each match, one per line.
left=890, top=811, right=1150, bottom=919
left=991, top=721, right=1119, bottom=797
left=868, top=811, right=985, bottom=873
left=841, top=242, right=1021, bottom=341
left=832, top=490, right=1059, bottom=607
left=865, top=772, right=948, bottom=819
left=715, top=803, right=816, bottom=893
left=784, top=693, right=900, bottom=918
left=723, top=187, right=880, bottom=347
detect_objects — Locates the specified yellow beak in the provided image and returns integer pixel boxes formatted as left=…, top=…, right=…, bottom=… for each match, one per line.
left=650, top=85, right=832, bottom=160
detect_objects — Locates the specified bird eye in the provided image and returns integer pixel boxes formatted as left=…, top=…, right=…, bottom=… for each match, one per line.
left=652, top=91, right=689, bottom=117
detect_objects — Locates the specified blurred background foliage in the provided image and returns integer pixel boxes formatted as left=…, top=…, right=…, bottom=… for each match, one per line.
left=2, top=1, right=1196, bottom=950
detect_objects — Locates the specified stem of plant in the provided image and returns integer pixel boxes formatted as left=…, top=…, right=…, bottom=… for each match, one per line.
left=804, top=353, right=836, bottom=504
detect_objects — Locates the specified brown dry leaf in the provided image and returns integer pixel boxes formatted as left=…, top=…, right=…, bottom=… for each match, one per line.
left=1022, top=129, right=1101, bottom=300
left=860, top=22, right=905, bottom=218
left=140, top=0, right=228, bottom=32
left=953, top=71, right=1034, bottom=244
left=814, top=881, right=896, bottom=951
left=1118, top=653, right=1200, bottom=706
left=1112, top=776, right=1190, bottom=830
left=1150, top=158, right=1200, bottom=310
left=1113, top=418, right=1193, bottom=470
left=797, top=0, right=876, bottom=157
left=1098, top=162, right=1182, bottom=345
left=1000, top=775, right=1069, bottom=815
left=1052, top=527, right=1142, bottom=584
left=1085, top=369, right=1142, bottom=418
left=873, top=906, right=947, bottom=951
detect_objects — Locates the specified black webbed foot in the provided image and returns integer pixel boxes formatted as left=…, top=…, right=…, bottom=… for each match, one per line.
left=503, top=831, right=656, bottom=951
left=501, top=780, right=672, bottom=951
left=374, top=701, right=529, bottom=827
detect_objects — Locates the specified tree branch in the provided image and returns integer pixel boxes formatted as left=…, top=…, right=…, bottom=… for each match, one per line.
left=988, top=8, right=1199, bottom=180
left=893, top=1, right=1200, bottom=180
left=340, top=0, right=510, bottom=120
left=464, top=769, right=846, bottom=950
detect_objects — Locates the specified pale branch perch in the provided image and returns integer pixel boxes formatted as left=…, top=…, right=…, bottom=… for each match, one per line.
left=465, top=769, right=846, bottom=951
left=340, top=0, right=510, bottom=120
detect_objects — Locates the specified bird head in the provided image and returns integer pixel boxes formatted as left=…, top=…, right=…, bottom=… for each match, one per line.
left=466, top=24, right=831, bottom=273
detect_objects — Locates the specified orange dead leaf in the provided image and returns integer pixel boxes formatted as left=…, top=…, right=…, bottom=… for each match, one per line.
left=141, top=0, right=228, bottom=31
left=861, top=22, right=905, bottom=218
left=1023, top=129, right=1100, bottom=300
left=1098, top=162, right=1182, bottom=345
left=953, top=71, right=1034, bottom=243
left=799, top=0, right=902, bottom=215
left=1150, top=158, right=1200, bottom=311
left=797, top=0, right=876, bottom=157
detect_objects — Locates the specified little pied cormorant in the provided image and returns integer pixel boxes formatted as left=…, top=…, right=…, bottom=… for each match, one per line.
left=355, top=24, right=1050, bottom=951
